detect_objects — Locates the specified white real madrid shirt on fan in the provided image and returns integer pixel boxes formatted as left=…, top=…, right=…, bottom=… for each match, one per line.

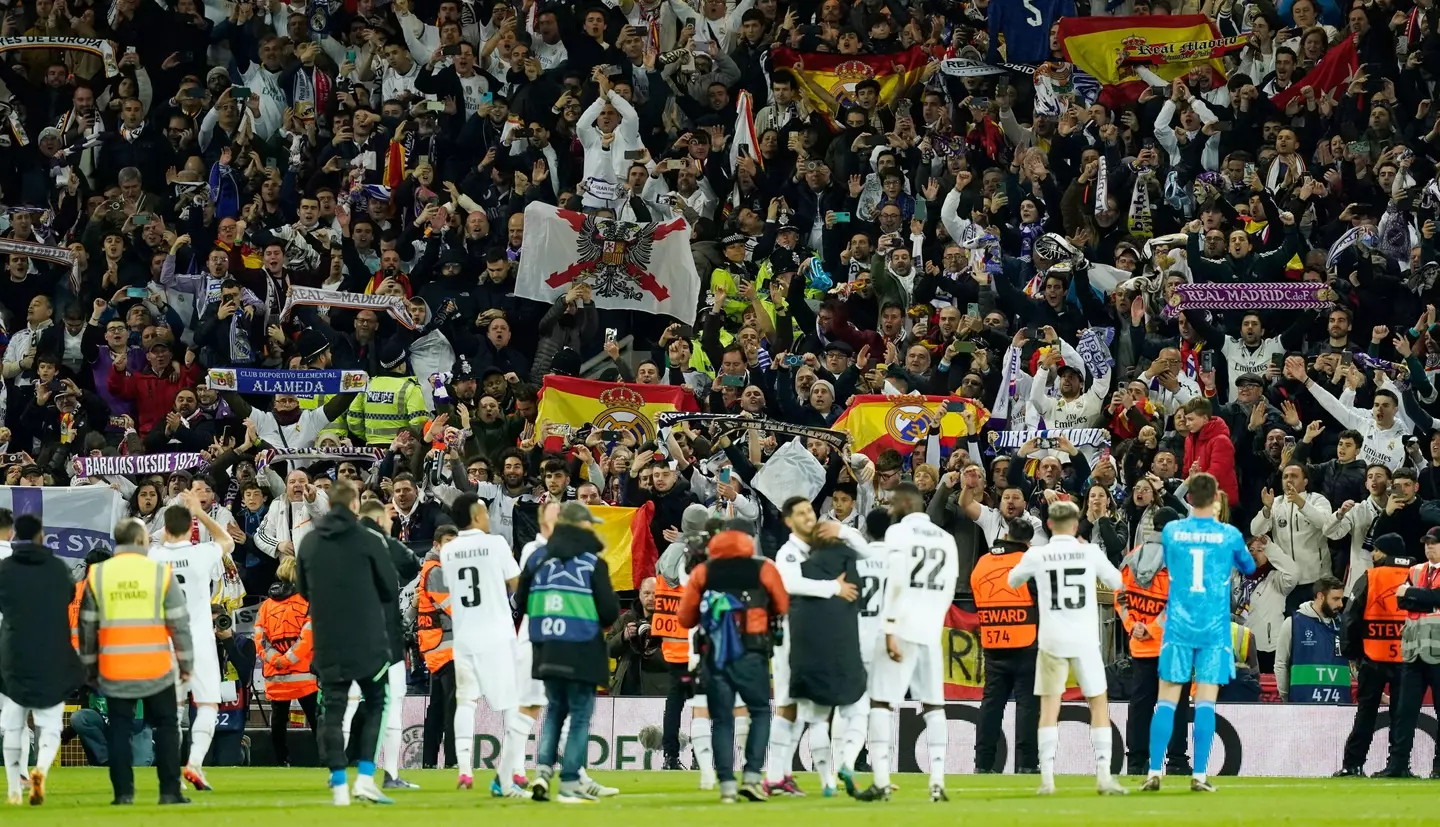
left=149, top=539, right=225, bottom=703
left=1008, top=534, right=1122, bottom=658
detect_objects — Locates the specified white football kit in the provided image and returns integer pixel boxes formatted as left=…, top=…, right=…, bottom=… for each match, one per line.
left=1008, top=534, right=1122, bottom=698
left=869, top=513, right=958, bottom=706
left=773, top=524, right=870, bottom=706
left=515, top=538, right=549, bottom=708
left=149, top=540, right=224, bottom=704
left=441, top=529, right=521, bottom=711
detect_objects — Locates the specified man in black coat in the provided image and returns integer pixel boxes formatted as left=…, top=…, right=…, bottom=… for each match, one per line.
left=788, top=533, right=866, bottom=789
left=296, top=479, right=400, bottom=806
left=0, top=513, right=84, bottom=805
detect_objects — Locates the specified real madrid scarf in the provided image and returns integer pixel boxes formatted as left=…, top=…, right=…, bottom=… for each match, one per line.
left=991, top=428, right=1111, bottom=449
left=1129, top=170, right=1153, bottom=240
left=654, top=411, right=848, bottom=450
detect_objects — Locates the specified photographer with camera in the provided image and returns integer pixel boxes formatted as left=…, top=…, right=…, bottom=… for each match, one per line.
left=607, top=577, right=669, bottom=696
left=191, top=603, right=256, bottom=766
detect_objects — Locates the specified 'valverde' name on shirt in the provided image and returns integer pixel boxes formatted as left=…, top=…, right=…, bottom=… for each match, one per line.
left=1170, top=530, right=1227, bottom=545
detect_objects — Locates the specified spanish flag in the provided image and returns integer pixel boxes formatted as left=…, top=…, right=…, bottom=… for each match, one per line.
left=590, top=502, right=658, bottom=590
left=535, top=376, right=699, bottom=447
left=833, top=395, right=989, bottom=461
left=1059, top=15, right=1228, bottom=107
left=382, top=137, right=407, bottom=190
left=770, top=46, right=930, bottom=120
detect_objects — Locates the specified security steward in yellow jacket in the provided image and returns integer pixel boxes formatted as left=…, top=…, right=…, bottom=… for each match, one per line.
left=344, top=338, right=430, bottom=446
left=77, top=518, right=194, bottom=806
left=969, top=518, right=1039, bottom=774
left=1335, top=533, right=1411, bottom=777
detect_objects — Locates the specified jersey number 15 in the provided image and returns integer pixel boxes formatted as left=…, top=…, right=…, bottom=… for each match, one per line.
left=1048, top=568, right=1087, bottom=610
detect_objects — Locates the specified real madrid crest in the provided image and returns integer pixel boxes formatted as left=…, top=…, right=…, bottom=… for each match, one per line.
left=884, top=402, right=938, bottom=445
left=595, top=385, right=654, bottom=443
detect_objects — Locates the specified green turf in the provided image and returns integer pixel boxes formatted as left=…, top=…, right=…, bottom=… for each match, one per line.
left=3, top=769, right=1436, bottom=824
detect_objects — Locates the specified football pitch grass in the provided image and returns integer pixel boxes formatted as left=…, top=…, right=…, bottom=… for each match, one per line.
left=4, top=769, right=1438, bottom=824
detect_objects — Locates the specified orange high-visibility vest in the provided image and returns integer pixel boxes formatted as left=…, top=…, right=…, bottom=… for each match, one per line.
left=970, top=550, right=1037, bottom=650
left=416, top=558, right=454, bottom=672
left=1119, top=562, right=1170, bottom=658
left=69, top=580, right=85, bottom=651
left=1363, top=565, right=1409, bottom=663
left=256, top=592, right=319, bottom=700
left=88, top=553, right=176, bottom=683
left=652, top=581, right=690, bottom=664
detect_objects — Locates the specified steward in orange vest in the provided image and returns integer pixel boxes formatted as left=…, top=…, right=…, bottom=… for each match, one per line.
left=969, top=525, right=1039, bottom=773
left=1113, top=507, right=1191, bottom=777
left=256, top=581, right=319, bottom=701
left=652, top=580, right=690, bottom=665
left=1336, top=534, right=1412, bottom=776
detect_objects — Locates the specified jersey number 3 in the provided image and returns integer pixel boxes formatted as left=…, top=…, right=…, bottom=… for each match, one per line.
left=1047, top=568, right=1087, bottom=610
left=457, top=567, right=482, bottom=607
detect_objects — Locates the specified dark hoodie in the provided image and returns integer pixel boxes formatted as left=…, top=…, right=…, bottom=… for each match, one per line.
left=0, top=542, right=85, bottom=708
left=296, top=507, right=399, bottom=683
left=360, top=515, right=423, bottom=661
left=514, top=523, right=620, bottom=688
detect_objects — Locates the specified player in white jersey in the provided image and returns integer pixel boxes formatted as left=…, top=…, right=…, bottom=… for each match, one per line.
left=1007, top=500, right=1127, bottom=796
left=513, top=502, right=617, bottom=799
left=147, top=489, right=234, bottom=793
left=440, top=495, right=531, bottom=796
left=833, top=508, right=892, bottom=795
left=768, top=497, right=864, bottom=797
left=854, top=484, right=958, bottom=804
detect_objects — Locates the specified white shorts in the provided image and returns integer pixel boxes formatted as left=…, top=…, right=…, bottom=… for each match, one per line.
left=685, top=693, right=749, bottom=711
left=771, top=641, right=792, bottom=707
left=456, top=645, right=518, bottom=712
left=0, top=699, right=63, bottom=732
left=1034, top=648, right=1107, bottom=698
left=181, top=641, right=222, bottom=705
left=867, top=638, right=944, bottom=706
left=515, top=640, right=547, bottom=708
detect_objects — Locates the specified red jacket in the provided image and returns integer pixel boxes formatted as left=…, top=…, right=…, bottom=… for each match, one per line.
left=108, top=362, right=201, bottom=436
left=1183, top=415, right=1239, bottom=506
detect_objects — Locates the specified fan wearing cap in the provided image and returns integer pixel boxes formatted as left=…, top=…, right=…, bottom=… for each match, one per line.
left=710, top=234, right=762, bottom=321
left=343, top=338, right=431, bottom=447
left=1029, top=344, right=1111, bottom=455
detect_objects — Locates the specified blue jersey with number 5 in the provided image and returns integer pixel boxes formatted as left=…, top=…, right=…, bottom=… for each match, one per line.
left=1160, top=516, right=1254, bottom=647
left=988, top=0, right=1075, bottom=64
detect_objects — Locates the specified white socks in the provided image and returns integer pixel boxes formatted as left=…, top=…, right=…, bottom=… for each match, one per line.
left=3, top=729, right=22, bottom=795
left=734, top=714, right=750, bottom=751
left=188, top=706, right=217, bottom=768
left=1038, top=726, right=1058, bottom=787
left=867, top=709, right=891, bottom=789
left=836, top=701, right=867, bottom=771
left=764, top=716, right=794, bottom=783
left=691, top=717, right=713, bottom=776
left=1090, top=726, right=1112, bottom=780
left=342, top=692, right=360, bottom=749
left=922, top=709, right=947, bottom=788
left=497, top=710, right=531, bottom=789
left=807, top=715, right=834, bottom=791
left=454, top=697, right=478, bottom=777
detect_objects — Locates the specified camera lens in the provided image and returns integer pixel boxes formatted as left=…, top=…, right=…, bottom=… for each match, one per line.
left=214, top=612, right=233, bottom=632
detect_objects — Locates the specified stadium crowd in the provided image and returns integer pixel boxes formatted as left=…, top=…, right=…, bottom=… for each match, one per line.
left=2, top=0, right=1440, bottom=790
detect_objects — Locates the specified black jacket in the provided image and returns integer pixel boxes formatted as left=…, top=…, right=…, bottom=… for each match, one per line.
left=389, top=498, right=450, bottom=548
left=360, top=515, right=422, bottom=662
left=790, top=541, right=866, bottom=707
left=0, top=543, right=84, bottom=708
left=297, top=507, right=399, bottom=682
left=515, top=524, right=619, bottom=688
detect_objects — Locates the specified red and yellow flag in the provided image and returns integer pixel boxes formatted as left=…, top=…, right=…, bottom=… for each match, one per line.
left=770, top=46, right=930, bottom=120
left=1059, top=15, right=1228, bottom=106
left=590, top=502, right=657, bottom=590
left=832, top=395, right=989, bottom=461
left=382, top=139, right=407, bottom=190
left=536, top=376, right=698, bottom=447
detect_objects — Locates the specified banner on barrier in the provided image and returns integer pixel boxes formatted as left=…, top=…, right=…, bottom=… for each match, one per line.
left=387, top=696, right=1434, bottom=776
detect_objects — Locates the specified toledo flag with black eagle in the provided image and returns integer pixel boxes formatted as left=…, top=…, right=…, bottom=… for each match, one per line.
left=515, top=202, right=702, bottom=325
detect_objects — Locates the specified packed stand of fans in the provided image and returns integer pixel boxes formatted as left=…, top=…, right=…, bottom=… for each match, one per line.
left=0, top=0, right=1439, bottom=700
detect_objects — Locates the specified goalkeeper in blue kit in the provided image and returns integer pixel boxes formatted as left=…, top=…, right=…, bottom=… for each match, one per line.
left=1144, top=474, right=1254, bottom=792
